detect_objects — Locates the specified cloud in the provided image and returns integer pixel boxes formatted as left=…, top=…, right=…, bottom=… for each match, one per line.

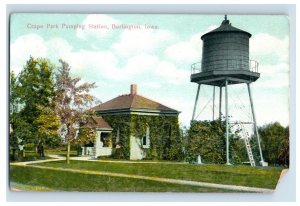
left=63, top=50, right=189, bottom=85
left=154, top=61, right=190, bottom=85
left=10, top=34, right=73, bottom=74
left=76, top=14, right=120, bottom=40
left=45, top=38, right=73, bottom=63
left=10, top=32, right=190, bottom=87
left=62, top=49, right=125, bottom=81
left=254, top=63, right=289, bottom=89
left=10, top=33, right=48, bottom=73
left=122, top=53, right=159, bottom=77
left=61, top=49, right=190, bottom=85
left=164, top=25, right=218, bottom=65
left=250, top=33, right=289, bottom=62
left=112, top=29, right=175, bottom=57
left=165, top=33, right=202, bottom=64
left=140, top=82, right=161, bottom=89
left=251, top=91, right=289, bottom=127
left=258, top=62, right=289, bottom=75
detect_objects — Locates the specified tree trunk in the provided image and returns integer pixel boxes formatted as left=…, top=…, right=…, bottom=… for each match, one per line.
left=66, top=142, right=70, bottom=164
left=12, top=149, right=17, bottom=161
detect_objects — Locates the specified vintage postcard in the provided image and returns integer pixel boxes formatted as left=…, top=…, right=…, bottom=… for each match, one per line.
left=9, top=13, right=289, bottom=192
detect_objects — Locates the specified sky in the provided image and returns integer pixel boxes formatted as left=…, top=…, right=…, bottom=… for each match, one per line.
left=9, top=14, right=290, bottom=128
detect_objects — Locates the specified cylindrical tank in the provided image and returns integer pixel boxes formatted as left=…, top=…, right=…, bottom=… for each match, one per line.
left=201, top=16, right=251, bottom=72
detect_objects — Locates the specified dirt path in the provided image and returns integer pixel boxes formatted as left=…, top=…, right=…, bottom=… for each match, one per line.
left=10, top=155, right=274, bottom=193
left=10, top=155, right=65, bottom=166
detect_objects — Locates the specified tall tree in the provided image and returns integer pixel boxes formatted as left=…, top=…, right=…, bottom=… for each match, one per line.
left=10, top=71, right=20, bottom=120
left=9, top=71, right=22, bottom=160
left=55, top=59, right=96, bottom=164
left=17, top=57, right=56, bottom=146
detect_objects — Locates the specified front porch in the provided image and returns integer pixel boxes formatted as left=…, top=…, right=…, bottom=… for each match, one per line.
left=82, top=131, right=113, bottom=158
left=81, top=116, right=113, bottom=158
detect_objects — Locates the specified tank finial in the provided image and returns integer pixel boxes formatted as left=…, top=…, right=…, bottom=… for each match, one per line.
left=221, top=14, right=230, bottom=25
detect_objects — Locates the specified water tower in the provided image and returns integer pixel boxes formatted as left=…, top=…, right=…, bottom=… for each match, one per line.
left=190, top=15, right=267, bottom=166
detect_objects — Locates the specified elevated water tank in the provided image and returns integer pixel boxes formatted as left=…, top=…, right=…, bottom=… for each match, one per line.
left=191, top=15, right=260, bottom=86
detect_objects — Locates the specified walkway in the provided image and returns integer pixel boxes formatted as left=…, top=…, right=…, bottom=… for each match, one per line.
left=10, top=155, right=275, bottom=193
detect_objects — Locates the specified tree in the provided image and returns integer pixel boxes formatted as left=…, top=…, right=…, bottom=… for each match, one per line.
left=34, top=105, right=61, bottom=147
left=55, top=59, right=96, bottom=164
left=17, top=57, right=56, bottom=147
left=9, top=71, right=22, bottom=160
left=278, top=131, right=289, bottom=167
left=186, top=120, right=227, bottom=164
left=185, top=119, right=245, bottom=164
left=10, top=71, right=21, bottom=120
left=254, top=122, right=289, bottom=166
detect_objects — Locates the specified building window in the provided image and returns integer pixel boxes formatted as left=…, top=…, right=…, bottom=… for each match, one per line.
left=164, top=123, right=171, bottom=148
left=101, top=132, right=111, bottom=147
left=142, top=126, right=150, bottom=148
left=142, top=135, right=148, bottom=146
left=116, top=128, right=120, bottom=143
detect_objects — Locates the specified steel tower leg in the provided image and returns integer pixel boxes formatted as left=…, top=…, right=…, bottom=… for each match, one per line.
left=219, top=86, right=222, bottom=120
left=192, top=84, right=201, bottom=121
left=212, top=86, right=215, bottom=121
left=225, top=79, right=230, bottom=165
left=247, top=83, right=265, bottom=165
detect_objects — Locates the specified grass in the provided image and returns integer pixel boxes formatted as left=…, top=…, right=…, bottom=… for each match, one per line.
left=9, top=166, right=231, bottom=192
left=97, top=156, right=183, bottom=163
left=45, top=149, right=78, bottom=157
left=10, top=181, right=54, bottom=192
left=32, top=160, right=282, bottom=189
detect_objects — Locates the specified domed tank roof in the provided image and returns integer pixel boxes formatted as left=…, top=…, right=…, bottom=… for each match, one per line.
left=201, top=15, right=251, bottom=39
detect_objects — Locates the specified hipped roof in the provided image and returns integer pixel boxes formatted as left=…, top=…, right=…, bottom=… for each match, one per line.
left=93, top=94, right=179, bottom=114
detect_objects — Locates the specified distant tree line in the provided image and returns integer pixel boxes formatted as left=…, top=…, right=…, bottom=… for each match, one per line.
left=185, top=120, right=289, bottom=167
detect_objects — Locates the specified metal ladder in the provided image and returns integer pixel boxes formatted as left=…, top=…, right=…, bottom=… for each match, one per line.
left=240, top=123, right=256, bottom=167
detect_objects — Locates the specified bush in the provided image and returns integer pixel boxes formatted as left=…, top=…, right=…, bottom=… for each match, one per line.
left=24, top=143, right=36, bottom=151
left=186, top=120, right=227, bottom=164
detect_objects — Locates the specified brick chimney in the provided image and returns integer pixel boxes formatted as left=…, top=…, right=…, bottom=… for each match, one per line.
left=130, top=84, right=137, bottom=95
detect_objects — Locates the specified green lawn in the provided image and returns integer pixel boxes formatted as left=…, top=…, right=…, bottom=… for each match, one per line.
left=32, top=160, right=282, bottom=189
left=10, top=166, right=230, bottom=192
left=45, top=149, right=78, bottom=157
